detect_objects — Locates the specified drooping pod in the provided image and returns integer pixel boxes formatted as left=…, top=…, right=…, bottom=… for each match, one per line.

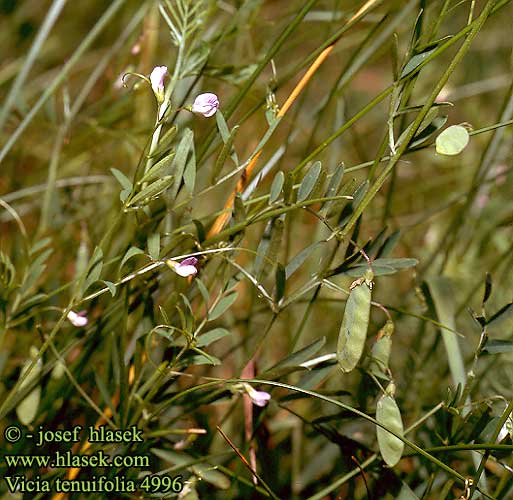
left=376, top=382, right=404, bottom=467
left=16, top=346, right=42, bottom=426
left=368, top=320, right=394, bottom=379
left=337, top=269, right=373, bottom=373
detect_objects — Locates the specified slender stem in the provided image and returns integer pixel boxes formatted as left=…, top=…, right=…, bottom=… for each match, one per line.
left=196, top=0, right=319, bottom=163
left=0, top=176, right=111, bottom=203
left=0, top=0, right=129, bottom=166
left=470, top=397, right=513, bottom=496
left=155, top=377, right=469, bottom=484
left=39, top=127, right=65, bottom=232
left=0, top=0, right=68, bottom=131
left=306, top=454, right=378, bottom=500
left=0, top=304, right=73, bottom=420
left=337, top=0, right=497, bottom=242
left=292, top=86, right=393, bottom=176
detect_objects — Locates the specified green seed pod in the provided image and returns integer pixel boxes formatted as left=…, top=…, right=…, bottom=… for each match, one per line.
left=16, top=346, right=42, bottom=426
left=337, top=278, right=372, bottom=373
left=369, top=320, right=394, bottom=379
left=376, top=383, right=404, bottom=467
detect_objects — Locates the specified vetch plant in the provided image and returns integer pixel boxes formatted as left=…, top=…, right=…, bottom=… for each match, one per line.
left=1, top=1, right=513, bottom=499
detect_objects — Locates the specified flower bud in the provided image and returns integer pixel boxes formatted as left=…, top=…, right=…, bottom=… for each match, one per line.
left=149, top=66, right=168, bottom=102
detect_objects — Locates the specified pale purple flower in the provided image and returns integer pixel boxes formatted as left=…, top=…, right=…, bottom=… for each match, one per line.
left=67, top=310, right=88, bottom=327
left=191, top=92, right=219, bottom=117
left=250, top=390, right=271, bottom=407
left=169, top=257, right=198, bottom=277
left=243, top=383, right=271, bottom=407
left=150, top=66, right=168, bottom=98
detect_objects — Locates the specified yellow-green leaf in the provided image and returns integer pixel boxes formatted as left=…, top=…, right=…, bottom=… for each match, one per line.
left=436, top=125, right=469, bottom=156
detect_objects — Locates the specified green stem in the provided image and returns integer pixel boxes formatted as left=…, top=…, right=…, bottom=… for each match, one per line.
left=0, top=0, right=67, bottom=131
left=0, top=305, right=73, bottom=420
left=205, top=195, right=351, bottom=244
left=426, top=443, right=513, bottom=454
left=0, top=0, right=129, bottom=166
left=196, top=0, right=318, bottom=163
left=337, top=0, right=497, bottom=242
left=292, top=86, right=393, bottom=176
left=154, top=377, right=469, bottom=485
left=470, top=397, right=513, bottom=496
left=39, top=127, right=66, bottom=233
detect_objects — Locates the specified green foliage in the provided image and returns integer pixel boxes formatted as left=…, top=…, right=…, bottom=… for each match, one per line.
left=1, top=1, right=513, bottom=499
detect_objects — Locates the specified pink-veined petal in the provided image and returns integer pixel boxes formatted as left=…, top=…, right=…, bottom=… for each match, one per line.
left=191, top=93, right=219, bottom=117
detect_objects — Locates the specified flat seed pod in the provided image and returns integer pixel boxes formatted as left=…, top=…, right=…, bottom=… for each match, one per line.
left=369, top=320, right=394, bottom=379
left=16, top=346, right=42, bottom=426
left=337, top=278, right=372, bottom=373
left=376, top=386, right=404, bottom=467
left=435, top=124, right=469, bottom=156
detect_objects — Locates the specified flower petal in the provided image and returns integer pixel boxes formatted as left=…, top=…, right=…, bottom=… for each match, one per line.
left=243, top=383, right=271, bottom=407
left=67, top=310, right=88, bottom=327
left=191, top=92, right=219, bottom=118
left=150, top=66, right=168, bottom=95
left=174, top=265, right=197, bottom=277
left=251, top=390, right=272, bottom=407
left=180, top=257, right=198, bottom=267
